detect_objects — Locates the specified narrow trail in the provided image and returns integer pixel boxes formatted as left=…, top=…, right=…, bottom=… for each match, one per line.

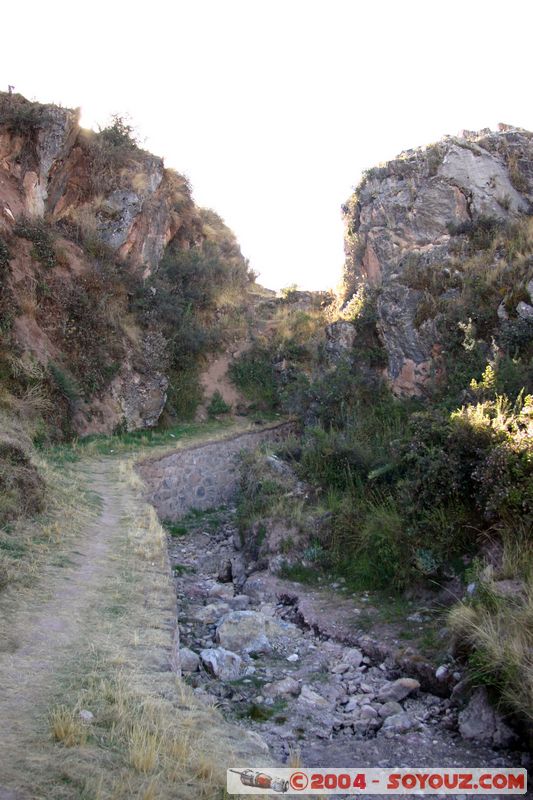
left=0, top=460, right=131, bottom=795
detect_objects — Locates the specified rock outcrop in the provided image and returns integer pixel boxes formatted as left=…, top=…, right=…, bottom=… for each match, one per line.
left=343, top=125, right=533, bottom=395
left=0, top=94, right=201, bottom=274
left=0, top=93, right=250, bottom=434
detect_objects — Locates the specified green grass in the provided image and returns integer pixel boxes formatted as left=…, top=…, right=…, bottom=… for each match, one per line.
left=164, top=521, right=188, bottom=538
left=172, top=563, right=195, bottom=575
left=43, top=419, right=234, bottom=463
left=164, top=507, right=229, bottom=541
left=237, top=698, right=287, bottom=723
left=278, top=563, right=318, bottom=584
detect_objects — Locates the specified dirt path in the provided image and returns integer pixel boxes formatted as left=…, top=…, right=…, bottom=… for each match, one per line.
left=0, top=460, right=126, bottom=794
left=0, top=427, right=279, bottom=800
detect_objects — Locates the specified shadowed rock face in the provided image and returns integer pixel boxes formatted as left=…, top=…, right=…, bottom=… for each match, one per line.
left=343, top=126, right=533, bottom=395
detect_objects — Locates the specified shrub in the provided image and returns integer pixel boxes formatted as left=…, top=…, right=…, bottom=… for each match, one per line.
left=229, top=346, right=279, bottom=410
left=0, top=237, right=11, bottom=274
left=48, top=363, right=80, bottom=405
left=0, top=93, right=50, bottom=137
left=447, top=216, right=503, bottom=251
left=280, top=284, right=299, bottom=302
left=0, top=439, right=45, bottom=527
left=165, top=368, right=203, bottom=421
left=207, top=390, right=231, bottom=417
left=14, top=218, right=56, bottom=268
left=99, top=114, right=139, bottom=149
left=300, top=426, right=374, bottom=491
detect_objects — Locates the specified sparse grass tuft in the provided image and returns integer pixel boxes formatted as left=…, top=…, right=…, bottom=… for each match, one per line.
left=50, top=705, right=87, bottom=747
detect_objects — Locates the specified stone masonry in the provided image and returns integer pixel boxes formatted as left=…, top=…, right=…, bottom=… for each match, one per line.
left=137, top=423, right=293, bottom=521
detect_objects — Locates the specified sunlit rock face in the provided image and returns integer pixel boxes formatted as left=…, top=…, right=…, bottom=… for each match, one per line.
left=0, top=93, right=202, bottom=275
left=343, top=125, right=533, bottom=395
left=0, top=93, right=247, bottom=435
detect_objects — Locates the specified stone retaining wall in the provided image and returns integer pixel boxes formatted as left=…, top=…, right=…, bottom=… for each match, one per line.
left=137, top=423, right=293, bottom=521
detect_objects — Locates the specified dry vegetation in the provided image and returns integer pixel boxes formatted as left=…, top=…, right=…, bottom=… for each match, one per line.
left=0, top=423, right=275, bottom=799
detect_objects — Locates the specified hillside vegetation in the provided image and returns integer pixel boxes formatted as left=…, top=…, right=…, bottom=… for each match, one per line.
left=0, top=93, right=260, bottom=552
left=231, top=131, right=533, bottom=734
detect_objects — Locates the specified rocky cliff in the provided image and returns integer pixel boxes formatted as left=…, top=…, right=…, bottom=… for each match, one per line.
left=343, top=125, right=533, bottom=395
left=0, top=93, right=251, bottom=437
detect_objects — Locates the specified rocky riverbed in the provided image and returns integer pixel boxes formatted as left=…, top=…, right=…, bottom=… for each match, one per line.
left=167, top=506, right=530, bottom=798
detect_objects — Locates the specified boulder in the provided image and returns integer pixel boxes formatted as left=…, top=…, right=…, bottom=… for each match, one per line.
left=342, top=127, right=533, bottom=397
left=178, top=647, right=200, bottom=672
left=517, top=301, right=533, bottom=321
left=381, top=711, right=418, bottom=737
left=458, top=687, right=516, bottom=748
left=377, top=677, right=420, bottom=703
left=208, top=583, right=234, bottom=601
left=298, top=685, right=331, bottom=709
left=217, top=560, right=233, bottom=583
left=200, top=647, right=242, bottom=680
left=192, top=602, right=230, bottom=625
left=229, top=594, right=251, bottom=610
left=263, top=677, right=300, bottom=698
left=325, top=320, right=357, bottom=364
left=377, top=700, right=403, bottom=719
left=341, top=647, right=364, bottom=669
left=215, top=610, right=280, bottom=654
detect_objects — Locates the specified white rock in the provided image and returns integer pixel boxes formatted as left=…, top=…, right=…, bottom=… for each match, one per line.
left=344, top=698, right=359, bottom=713
left=359, top=704, right=378, bottom=720
left=378, top=701, right=403, bottom=719
left=287, top=653, right=299, bottom=663
left=79, top=709, right=94, bottom=723
left=341, top=647, right=364, bottom=668
left=382, top=711, right=418, bottom=737
left=230, top=594, right=251, bottom=610
left=517, top=301, right=533, bottom=321
left=435, top=664, right=448, bottom=681
left=458, top=687, right=516, bottom=747
left=200, top=647, right=242, bottom=680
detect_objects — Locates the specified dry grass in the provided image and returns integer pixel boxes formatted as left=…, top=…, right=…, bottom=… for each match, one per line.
left=50, top=705, right=88, bottom=747
left=449, top=528, right=533, bottom=722
left=0, top=425, right=273, bottom=798
left=0, top=435, right=93, bottom=599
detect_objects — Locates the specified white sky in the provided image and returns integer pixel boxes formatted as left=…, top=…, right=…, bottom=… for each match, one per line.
left=2, top=0, right=532, bottom=290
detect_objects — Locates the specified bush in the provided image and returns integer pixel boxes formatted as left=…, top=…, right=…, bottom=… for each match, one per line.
left=280, top=284, right=299, bottom=302
left=0, top=93, right=50, bottom=137
left=48, top=363, right=80, bottom=406
left=0, top=237, right=11, bottom=274
left=207, top=390, right=231, bottom=417
left=229, top=346, right=279, bottom=410
left=300, top=426, right=374, bottom=491
left=165, top=368, right=203, bottom=421
left=447, top=215, right=503, bottom=251
left=99, top=114, right=139, bottom=149
left=0, top=439, right=45, bottom=527
left=14, top=218, right=56, bottom=269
